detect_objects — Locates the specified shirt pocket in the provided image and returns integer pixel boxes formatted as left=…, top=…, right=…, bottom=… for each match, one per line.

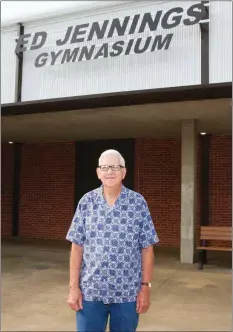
left=85, top=215, right=97, bottom=236
left=85, top=215, right=106, bottom=242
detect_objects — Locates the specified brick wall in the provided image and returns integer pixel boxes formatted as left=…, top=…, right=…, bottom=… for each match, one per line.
left=1, top=136, right=231, bottom=246
left=19, top=142, right=75, bottom=240
left=135, top=135, right=231, bottom=248
left=209, top=135, right=232, bottom=226
left=134, top=138, right=181, bottom=248
left=208, top=135, right=232, bottom=248
left=2, top=143, right=14, bottom=237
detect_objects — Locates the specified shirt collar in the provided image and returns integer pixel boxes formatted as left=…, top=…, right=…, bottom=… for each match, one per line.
left=97, top=184, right=126, bottom=204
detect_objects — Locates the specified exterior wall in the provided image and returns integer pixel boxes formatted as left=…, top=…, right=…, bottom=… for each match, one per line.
left=209, top=2, right=232, bottom=83
left=1, top=143, right=14, bottom=236
left=134, top=138, right=181, bottom=247
left=209, top=136, right=232, bottom=226
left=208, top=135, right=232, bottom=247
left=1, top=27, right=18, bottom=104
left=19, top=142, right=75, bottom=240
left=21, top=1, right=202, bottom=101
left=1, top=136, right=231, bottom=246
left=1, top=1, right=231, bottom=104
left=1, top=1, right=232, bottom=104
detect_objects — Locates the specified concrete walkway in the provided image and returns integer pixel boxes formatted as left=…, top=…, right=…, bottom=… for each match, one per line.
left=1, top=240, right=232, bottom=331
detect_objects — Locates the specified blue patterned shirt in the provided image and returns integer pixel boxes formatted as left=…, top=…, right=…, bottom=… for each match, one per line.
left=66, top=185, right=159, bottom=304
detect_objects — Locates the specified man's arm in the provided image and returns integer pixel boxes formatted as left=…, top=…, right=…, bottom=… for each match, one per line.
left=136, top=196, right=159, bottom=314
left=141, top=245, right=154, bottom=284
left=66, top=195, right=87, bottom=311
left=67, top=243, right=84, bottom=311
left=69, top=243, right=83, bottom=289
left=136, top=245, right=154, bottom=314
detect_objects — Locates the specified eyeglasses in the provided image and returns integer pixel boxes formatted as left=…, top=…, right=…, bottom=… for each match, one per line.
left=98, top=165, right=124, bottom=172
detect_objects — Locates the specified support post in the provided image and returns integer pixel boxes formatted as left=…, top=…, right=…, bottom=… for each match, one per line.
left=180, top=120, right=197, bottom=263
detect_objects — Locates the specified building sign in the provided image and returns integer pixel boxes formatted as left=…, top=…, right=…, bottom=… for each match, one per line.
left=15, top=3, right=207, bottom=68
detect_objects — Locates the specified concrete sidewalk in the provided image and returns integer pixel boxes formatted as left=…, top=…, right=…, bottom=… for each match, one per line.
left=1, top=240, right=232, bottom=331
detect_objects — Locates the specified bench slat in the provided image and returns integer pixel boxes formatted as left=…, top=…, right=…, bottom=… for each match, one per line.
left=200, top=226, right=231, bottom=232
left=201, top=230, right=231, bottom=235
left=201, top=228, right=231, bottom=232
left=197, top=246, right=232, bottom=251
left=201, top=230, right=232, bottom=235
left=199, top=226, right=232, bottom=241
left=200, top=234, right=232, bottom=240
left=201, top=231, right=231, bottom=235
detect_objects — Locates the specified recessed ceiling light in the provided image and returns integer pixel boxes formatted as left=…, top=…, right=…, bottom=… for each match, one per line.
left=8, top=141, right=13, bottom=144
left=200, top=132, right=206, bottom=135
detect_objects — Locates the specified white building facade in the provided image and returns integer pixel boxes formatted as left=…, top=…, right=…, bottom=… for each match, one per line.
left=1, top=1, right=232, bottom=264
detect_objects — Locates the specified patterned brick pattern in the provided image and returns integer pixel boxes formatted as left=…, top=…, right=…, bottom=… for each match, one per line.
left=19, top=142, right=75, bottom=240
left=209, top=135, right=232, bottom=226
left=1, top=136, right=231, bottom=248
left=134, top=138, right=181, bottom=247
left=208, top=135, right=232, bottom=247
left=1, top=143, right=14, bottom=237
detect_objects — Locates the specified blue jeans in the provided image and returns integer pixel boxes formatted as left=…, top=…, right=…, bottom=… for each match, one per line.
left=76, top=300, right=139, bottom=332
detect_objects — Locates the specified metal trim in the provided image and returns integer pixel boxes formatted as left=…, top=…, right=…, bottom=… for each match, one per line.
left=200, top=1, right=209, bottom=85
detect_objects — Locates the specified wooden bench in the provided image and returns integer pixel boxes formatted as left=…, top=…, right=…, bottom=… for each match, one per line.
left=197, top=226, right=232, bottom=270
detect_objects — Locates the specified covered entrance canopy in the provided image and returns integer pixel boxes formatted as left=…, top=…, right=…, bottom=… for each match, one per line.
left=2, top=84, right=231, bottom=143
left=1, top=0, right=232, bottom=264
left=1, top=83, right=232, bottom=264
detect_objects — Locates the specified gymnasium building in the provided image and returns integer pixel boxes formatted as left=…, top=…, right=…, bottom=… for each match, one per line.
left=1, top=1, right=232, bottom=263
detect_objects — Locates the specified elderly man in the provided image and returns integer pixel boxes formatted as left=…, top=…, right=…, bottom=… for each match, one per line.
left=66, top=149, right=159, bottom=332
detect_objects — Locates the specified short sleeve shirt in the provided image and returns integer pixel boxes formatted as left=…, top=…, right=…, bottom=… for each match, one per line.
left=66, top=185, right=159, bottom=304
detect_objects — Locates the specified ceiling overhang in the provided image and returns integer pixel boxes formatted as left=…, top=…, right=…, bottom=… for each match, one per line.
left=1, top=98, right=231, bottom=143
left=2, top=82, right=232, bottom=117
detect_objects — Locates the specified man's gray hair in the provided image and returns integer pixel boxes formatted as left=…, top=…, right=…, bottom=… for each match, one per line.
left=98, top=149, right=125, bottom=167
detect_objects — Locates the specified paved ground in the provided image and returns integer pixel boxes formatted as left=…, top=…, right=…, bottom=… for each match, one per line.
left=1, top=240, right=232, bottom=331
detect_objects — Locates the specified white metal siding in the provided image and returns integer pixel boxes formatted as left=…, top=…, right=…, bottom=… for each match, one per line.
left=21, top=1, right=201, bottom=101
left=1, top=28, right=18, bottom=104
left=209, top=1, right=232, bottom=84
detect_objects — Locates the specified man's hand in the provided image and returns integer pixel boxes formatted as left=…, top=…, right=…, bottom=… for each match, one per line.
left=136, top=286, right=150, bottom=314
left=67, top=287, right=83, bottom=311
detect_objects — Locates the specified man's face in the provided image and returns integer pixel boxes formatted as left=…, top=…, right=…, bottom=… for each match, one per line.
left=96, top=155, right=126, bottom=188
